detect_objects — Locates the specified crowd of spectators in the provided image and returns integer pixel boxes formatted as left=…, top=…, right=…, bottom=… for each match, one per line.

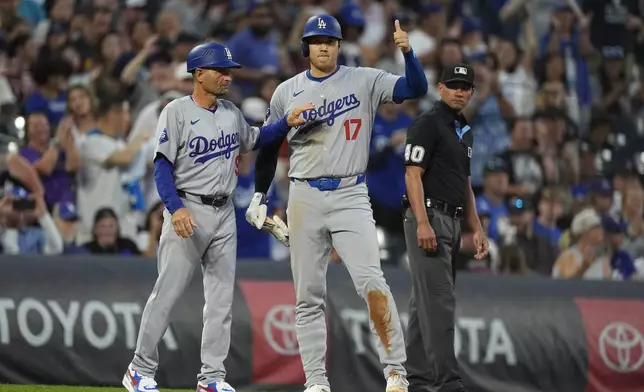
left=0, top=0, right=643, bottom=282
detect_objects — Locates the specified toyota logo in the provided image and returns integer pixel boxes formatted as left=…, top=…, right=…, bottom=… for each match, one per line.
left=598, top=322, right=644, bottom=373
left=263, top=304, right=299, bottom=356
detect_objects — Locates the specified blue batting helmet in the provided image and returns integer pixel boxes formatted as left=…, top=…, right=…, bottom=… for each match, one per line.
left=186, top=42, right=242, bottom=72
left=301, top=14, right=343, bottom=57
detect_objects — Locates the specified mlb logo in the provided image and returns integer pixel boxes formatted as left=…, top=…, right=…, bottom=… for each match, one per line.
left=225, top=47, right=232, bottom=60
left=467, top=147, right=472, bottom=157
left=455, top=66, right=467, bottom=75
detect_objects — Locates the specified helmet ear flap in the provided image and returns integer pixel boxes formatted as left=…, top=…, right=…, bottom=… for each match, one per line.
left=301, top=41, right=309, bottom=57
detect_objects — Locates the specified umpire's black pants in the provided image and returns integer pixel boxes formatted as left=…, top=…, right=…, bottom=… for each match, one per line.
left=403, top=207, right=465, bottom=392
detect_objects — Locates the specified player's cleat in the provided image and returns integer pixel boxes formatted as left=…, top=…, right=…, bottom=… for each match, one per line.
left=303, top=386, right=331, bottom=392
left=196, top=381, right=235, bottom=392
left=385, top=372, right=409, bottom=392
left=122, top=365, right=159, bottom=392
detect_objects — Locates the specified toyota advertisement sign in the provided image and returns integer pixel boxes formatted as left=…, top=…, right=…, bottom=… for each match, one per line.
left=1, top=256, right=643, bottom=392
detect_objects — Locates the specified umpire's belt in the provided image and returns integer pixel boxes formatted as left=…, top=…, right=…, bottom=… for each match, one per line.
left=290, top=173, right=366, bottom=191
left=177, top=190, right=229, bottom=207
left=402, top=196, right=464, bottom=219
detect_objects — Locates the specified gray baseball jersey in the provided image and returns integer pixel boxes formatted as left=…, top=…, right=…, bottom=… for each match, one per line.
left=154, top=96, right=260, bottom=195
left=265, top=66, right=400, bottom=179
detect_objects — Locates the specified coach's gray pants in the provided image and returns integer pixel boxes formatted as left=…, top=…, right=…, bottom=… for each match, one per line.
left=403, top=207, right=465, bottom=392
left=287, top=179, right=407, bottom=388
left=130, top=198, right=236, bottom=385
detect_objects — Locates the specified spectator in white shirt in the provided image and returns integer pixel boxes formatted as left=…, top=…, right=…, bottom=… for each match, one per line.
left=76, top=95, right=148, bottom=244
left=127, top=90, right=182, bottom=212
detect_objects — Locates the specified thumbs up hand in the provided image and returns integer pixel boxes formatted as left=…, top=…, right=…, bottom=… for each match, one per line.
left=393, top=19, right=411, bottom=53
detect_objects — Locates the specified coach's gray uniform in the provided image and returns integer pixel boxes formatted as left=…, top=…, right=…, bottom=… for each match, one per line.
left=131, top=96, right=259, bottom=384
left=266, top=66, right=407, bottom=387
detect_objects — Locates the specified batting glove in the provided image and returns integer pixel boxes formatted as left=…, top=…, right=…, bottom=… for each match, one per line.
left=263, top=215, right=290, bottom=247
left=245, top=192, right=268, bottom=229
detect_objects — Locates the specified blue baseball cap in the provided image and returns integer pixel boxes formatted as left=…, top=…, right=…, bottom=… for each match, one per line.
left=58, top=201, right=78, bottom=221
left=602, top=215, right=626, bottom=234
left=462, top=18, right=482, bottom=35
left=10, top=186, right=29, bottom=199
left=421, top=4, right=443, bottom=15
left=589, top=178, right=613, bottom=196
left=483, top=157, right=509, bottom=175
left=340, top=2, right=365, bottom=27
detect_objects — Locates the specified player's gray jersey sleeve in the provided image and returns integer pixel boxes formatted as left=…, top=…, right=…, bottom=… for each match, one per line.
left=154, top=103, right=183, bottom=164
left=264, top=84, right=286, bottom=126
left=360, top=67, right=401, bottom=105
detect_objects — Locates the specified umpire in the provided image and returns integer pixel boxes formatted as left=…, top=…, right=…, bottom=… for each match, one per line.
left=402, top=63, right=489, bottom=392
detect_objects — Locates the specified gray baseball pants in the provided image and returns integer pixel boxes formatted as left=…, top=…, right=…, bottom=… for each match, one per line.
left=287, top=177, right=407, bottom=388
left=130, top=197, right=237, bottom=385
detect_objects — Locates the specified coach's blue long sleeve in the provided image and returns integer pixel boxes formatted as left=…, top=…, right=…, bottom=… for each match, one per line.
left=392, top=49, right=428, bottom=103
left=253, top=115, right=289, bottom=150
left=154, top=155, right=184, bottom=214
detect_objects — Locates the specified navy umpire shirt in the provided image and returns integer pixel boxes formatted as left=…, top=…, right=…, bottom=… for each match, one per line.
left=404, top=100, right=473, bottom=207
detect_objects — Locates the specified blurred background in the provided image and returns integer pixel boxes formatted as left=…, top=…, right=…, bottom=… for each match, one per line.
left=0, top=0, right=643, bottom=283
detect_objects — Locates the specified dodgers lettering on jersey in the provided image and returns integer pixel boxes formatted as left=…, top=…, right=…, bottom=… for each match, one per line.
left=154, top=96, right=260, bottom=196
left=266, top=66, right=400, bottom=179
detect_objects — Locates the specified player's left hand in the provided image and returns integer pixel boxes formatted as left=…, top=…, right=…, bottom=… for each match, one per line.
left=473, top=230, right=489, bottom=260
left=286, top=102, right=315, bottom=127
left=393, top=19, right=411, bottom=54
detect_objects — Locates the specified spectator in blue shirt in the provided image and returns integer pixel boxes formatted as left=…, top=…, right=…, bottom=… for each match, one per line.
left=603, top=215, right=639, bottom=281
left=367, top=103, right=412, bottom=236
left=476, top=157, right=510, bottom=242
left=588, top=178, right=614, bottom=218
left=463, top=52, right=514, bottom=190
left=226, top=1, right=285, bottom=97
left=533, top=187, right=565, bottom=248
left=24, top=55, right=72, bottom=128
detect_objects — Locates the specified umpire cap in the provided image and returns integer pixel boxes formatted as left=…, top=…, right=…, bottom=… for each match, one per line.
left=186, top=42, right=242, bottom=72
left=439, top=63, right=475, bottom=85
left=301, top=14, right=343, bottom=57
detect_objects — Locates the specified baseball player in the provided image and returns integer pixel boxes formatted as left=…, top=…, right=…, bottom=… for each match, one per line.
left=123, top=42, right=312, bottom=392
left=245, top=14, right=428, bottom=392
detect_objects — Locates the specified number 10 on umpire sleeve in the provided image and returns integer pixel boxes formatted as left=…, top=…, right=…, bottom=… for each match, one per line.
left=344, top=118, right=362, bottom=140
left=405, top=144, right=425, bottom=164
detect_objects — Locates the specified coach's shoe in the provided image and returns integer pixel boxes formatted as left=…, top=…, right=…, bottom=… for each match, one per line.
left=304, top=386, right=331, bottom=392
left=122, top=365, right=159, bottom=392
left=386, top=371, right=409, bottom=392
left=197, top=381, right=235, bottom=392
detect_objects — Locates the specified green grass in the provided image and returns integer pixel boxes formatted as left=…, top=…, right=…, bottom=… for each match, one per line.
left=0, top=387, right=281, bottom=392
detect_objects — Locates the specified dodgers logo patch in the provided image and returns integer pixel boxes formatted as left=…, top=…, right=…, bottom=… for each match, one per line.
left=189, top=132, right=240, bottom=164
left=159, top=128, right=169, bottom=144
left=301, top=94, right=361, bottom=128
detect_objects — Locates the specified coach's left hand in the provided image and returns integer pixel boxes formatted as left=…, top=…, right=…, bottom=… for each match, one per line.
left=287, top=102, right=315, bottom=127
left=473, top=230, right=489, bottom=260
left=393, top=19, right=410, bottom=54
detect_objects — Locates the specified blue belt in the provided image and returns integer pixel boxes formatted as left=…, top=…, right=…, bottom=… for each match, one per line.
left=290, top=174, right=366, bottom=191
